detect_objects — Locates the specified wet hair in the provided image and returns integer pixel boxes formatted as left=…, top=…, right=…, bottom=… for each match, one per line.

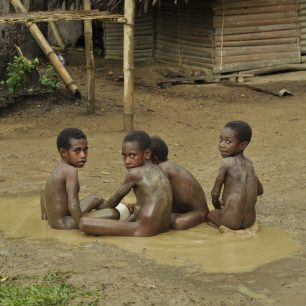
left=151, top=136, right=168, bottom=162
left=56, top=128, right=87, bottom=150
left=224, top=121, right=252, bottom=143
left=123, top=130, right=151, bottom=151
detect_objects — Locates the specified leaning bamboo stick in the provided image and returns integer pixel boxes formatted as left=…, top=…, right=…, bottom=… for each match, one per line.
left=123, top=0, right=136, bottom=132
left=10, top=0, right=80, bottom=97
left=83, top=0, right=95, bottom=114
left=49, top=21, right=65, bottom=50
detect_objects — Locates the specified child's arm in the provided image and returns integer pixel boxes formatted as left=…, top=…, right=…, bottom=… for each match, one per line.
left=257, top=176, right=264, bottom=196
left=211, top=163, right=227, bottom=209
left=99, top=170, right=141, bottom=209
left=66, top=168, right=82, bottom=225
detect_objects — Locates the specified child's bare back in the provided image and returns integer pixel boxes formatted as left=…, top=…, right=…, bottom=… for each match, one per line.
left=208, top=121, right=263, bottom=230
left=41, top=128, right=102, bottom=230
left=215, top=155, right=260, bottom=229
left=42, top=161, right=80, bottom=229
left=160, top=160, right=208, bottom=228
left=151, top=136, right=209, bottom=230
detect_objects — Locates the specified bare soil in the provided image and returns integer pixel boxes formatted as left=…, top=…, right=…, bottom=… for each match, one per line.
left=1, top=59, right=306, bottom=305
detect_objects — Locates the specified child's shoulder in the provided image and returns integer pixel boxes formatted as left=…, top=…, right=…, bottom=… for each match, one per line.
left=222, top=156, right=236, bottom=167
left=56, top=161, right=78, bottom=176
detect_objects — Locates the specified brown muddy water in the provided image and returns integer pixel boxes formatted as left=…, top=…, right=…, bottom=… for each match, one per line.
left=0, top=195, right=299, bottom=273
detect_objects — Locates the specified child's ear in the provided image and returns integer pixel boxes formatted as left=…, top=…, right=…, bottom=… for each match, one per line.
left=144, top=148, right=151, bottom=160
left=58, top=148, right=67, bottom=158
left=239, top=141, right=249, bottom=151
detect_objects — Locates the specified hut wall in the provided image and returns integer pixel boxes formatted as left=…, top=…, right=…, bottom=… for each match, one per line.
left=48, top=0, right=83, bottom=48
left=213, top=0, right=301, bottom=73
left=299, top=0, right=306, bottom=61
left=103, top=9, right=154, bottom=62
left=155, top=0, right=214, bottom=70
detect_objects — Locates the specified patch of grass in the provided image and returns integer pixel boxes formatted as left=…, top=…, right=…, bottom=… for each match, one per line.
left=0, top=271, right=101, bottom=306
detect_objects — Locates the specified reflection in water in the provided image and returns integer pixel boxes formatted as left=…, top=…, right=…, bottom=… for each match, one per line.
left=0, top=196, right=299, bottom=273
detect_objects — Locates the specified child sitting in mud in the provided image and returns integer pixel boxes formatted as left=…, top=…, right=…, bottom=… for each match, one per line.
left=207, top=121, right=264, bottom=232
left=79, top=130, right=173, bottom=237
left=150, top=136, right=209, bottom=230
left=41, top=128, right=103, bottom=230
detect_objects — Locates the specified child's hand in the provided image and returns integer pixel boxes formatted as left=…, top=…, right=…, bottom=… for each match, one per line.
left=125, top=203, right=135, bottom=214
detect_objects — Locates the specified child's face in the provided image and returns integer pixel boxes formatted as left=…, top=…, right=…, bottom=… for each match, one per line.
left=219, top=127, right=246, bottom=158
left=61, top=138, right=88, bottom=168
left=122, top=141, right=150, bottom=169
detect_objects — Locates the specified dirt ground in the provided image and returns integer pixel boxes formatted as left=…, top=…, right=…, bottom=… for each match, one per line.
left=1, top=58, right=306, bottom=305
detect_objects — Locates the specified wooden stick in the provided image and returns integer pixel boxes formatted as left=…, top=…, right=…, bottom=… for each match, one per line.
left=0, top=10, right=125, bottom=24
left=83, top=0, right=95, bottom=114
left=10, top=0, right=80, bottom=97
left=123, top=0, right=135, bottom=132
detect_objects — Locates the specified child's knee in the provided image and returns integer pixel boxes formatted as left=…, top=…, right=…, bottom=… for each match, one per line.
left=79, top=217, right=89, bottom=231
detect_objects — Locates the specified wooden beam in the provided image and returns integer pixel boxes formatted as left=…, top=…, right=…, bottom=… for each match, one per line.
left=83, top=0, right=95, bottom=114
left=0, top=9, right=126, bottom=24
left=123, top=0, right=136, bottom=132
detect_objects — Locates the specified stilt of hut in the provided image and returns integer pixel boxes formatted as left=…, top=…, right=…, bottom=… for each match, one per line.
left=123, top=0, right=135, bottom=132
left=83, top=0, right=95, bottom=114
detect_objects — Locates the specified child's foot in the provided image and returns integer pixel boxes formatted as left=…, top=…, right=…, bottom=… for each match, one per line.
left=219, top=222, right=260, bottom=234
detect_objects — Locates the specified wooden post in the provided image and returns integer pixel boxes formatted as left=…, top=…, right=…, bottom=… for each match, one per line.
left=123, top=0, right=135, bottom=132
left=83, top=0, right=95, bottom=114
left=10, top=0, right=80, bottom=97
left=49, top=21, right=65, bottom=50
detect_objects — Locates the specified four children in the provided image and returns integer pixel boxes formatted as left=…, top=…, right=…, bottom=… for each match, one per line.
left=42, top=121, right=263, bottom=235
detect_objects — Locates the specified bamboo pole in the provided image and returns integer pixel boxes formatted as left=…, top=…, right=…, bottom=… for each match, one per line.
left=123, top=0, right=135, bottom=132
left=49, top=21, right=65, bottom=49
left=10, top=0, right=80, bottom=97
left=83, top=0, right=95, bottom=114
left=0, top=10, right=126, bottom=24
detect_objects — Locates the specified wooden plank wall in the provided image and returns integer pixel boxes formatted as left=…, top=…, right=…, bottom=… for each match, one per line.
left=213, top=0, right=301, bottom=73
left=104, top=9, right=153, bottom=62
left=155, top=0, right=214, bottom=70
left=299, top=0, right=306, bottom=61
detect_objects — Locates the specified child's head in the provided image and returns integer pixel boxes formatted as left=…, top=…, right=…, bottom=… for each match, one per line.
left=219, top=121, right=252, bottom=157
left=57, top=128, right=88, bottom=167
left=122, top=130, right=151, bottom=169
left=150, top=136, right=168, bottom=164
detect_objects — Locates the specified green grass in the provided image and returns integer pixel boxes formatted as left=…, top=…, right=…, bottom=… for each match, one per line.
left=0, top=271, right=100, bottom=306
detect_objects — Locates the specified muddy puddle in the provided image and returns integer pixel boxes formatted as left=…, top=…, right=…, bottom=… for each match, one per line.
left=0, top=196, right=299, bottom=273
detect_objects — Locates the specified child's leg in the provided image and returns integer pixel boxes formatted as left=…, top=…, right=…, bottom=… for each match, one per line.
left=79, top=216, right=164, bottom=237
left=207, top=209, right=222, bottom=228
left=84, top=207, right=120, bottom=220
left=84, top=203, right=133, bottom=221
left=208, top=208, right=243, bottom=230
left=171, top=210, right=207, bottom=230
left=80, top=195, right=104, bottom=214
left=40, top=190, right=47, bottom=220
left=54, top=216, right=78, bottom=230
